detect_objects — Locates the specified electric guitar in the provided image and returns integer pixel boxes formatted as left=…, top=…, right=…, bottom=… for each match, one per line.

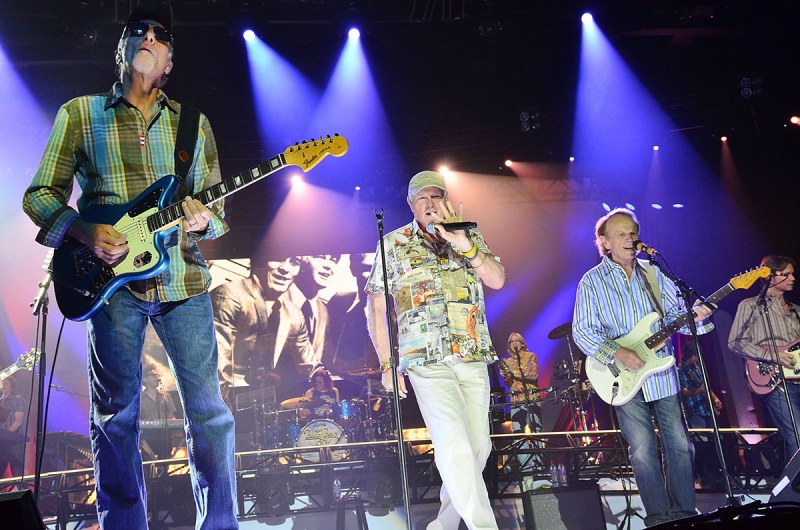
left=51, top=135, right=349, bottom=321
left=586, top=266, right=770, bottom=406
left=0, top=349, right=40, bottom=382
left=745, top=341, right=800, bottom=395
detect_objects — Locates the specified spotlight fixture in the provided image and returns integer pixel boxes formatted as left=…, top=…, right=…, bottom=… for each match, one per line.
left=625, top=203, right=636, bottom=211
left=581, top=13, right=594, bottom=24
left=739, top=77, right=763, bottom=99
left=348, top=27, right=361, bottom=40
left=519, top=110, right=541, bottom=133
left=569, top=156, right=575, bottom=162
left=243, top=29, right=255, bottom=41
left=652, top=145, right=660, bottom=151
left=672, top=203, right=684, bottom=208
left=790, top=116, right=799, bottom=125
left=601, top=203, right=611, bottom=212
left=720, top=136, right=728, bottom=142
left=504, top=160, right=512, bottom=167
left=651, top=204, right=663, bottom=210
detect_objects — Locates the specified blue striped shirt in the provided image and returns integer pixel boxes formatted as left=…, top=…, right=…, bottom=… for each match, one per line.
left=572, top=256, right=713, bottom=402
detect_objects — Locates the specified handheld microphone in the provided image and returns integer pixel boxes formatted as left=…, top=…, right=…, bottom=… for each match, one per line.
left=427, top=221, right=477, bottom=233
left=633, top=240, right=659, bottom=257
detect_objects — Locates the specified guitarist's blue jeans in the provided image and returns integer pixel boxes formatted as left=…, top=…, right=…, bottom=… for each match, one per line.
left=762, top=382, right=800, bottom=463
left=87, top=289, right=238, bottom=529
left=616, top=391, right=696, bottom=527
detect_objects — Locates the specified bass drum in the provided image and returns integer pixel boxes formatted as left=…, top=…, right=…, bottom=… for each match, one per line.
left=298, top=419, right=348, bottom=462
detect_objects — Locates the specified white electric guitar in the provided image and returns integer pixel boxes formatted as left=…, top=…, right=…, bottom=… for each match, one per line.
left=586, top=267, right=770, bottom=406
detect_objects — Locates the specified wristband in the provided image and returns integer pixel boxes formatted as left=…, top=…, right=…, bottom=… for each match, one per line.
left=461, top=242, right=478, bottom=259
left=379, top=361, right=392, bottom=372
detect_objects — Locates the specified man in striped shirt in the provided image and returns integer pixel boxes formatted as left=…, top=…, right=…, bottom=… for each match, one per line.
left=572, top=208, right=713, bottom=527
left=729, top=255, right=799, bottom=463
left=22, top=3, right=237, bottom=528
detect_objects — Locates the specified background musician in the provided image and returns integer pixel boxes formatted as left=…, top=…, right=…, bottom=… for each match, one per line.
left=729, top=255, right=799, bottom=463
left=498, top=332, right=543, bottom=487
left=140, top=367, right=180, bottom=461
left=0, top=378, right=26, bottom=481
left=301, top=369, right=340, bottom=419
left=678, top=346, right=723, bottom=490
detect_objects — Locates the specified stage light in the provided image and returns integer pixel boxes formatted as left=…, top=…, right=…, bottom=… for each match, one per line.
left=672, top=203, right=684, bottom=208
left=291, top=175, right=303, bottom=186
left=355, top=185, right=361, bottom=191
left=569, top=156, right=575, bottom=162
left=720, top=136, right=728, bottom=142
left=348, top=27, right=360, bottom=40
left=243, top=29, right=255, bottom=41
left=651, top=204, right=663, bottom=209
left=790, top=116, right=799, bottom=125
left=438, top=165, right=451, bottom=176
left=625, top=203, right=636, bottom=210
left=653, top=145, right=660, bottom=151
left=504, top=160, right=512, bottom=167
left=601, top=203, right=611, bottom=212
left=581, top=13, right=594, bottom=24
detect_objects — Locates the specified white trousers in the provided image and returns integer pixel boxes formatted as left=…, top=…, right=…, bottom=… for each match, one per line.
left=407, top=358, right=498, bottom=530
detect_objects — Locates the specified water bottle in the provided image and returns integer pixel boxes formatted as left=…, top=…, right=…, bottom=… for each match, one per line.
left=333, top=478, right=341, bottom=501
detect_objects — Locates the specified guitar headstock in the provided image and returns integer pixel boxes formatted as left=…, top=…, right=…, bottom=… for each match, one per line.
left=730, top=266, right=772, bottom=290
left=15, top=349, right=40, bottom=371
left=284, top=134, right=349, bottom=173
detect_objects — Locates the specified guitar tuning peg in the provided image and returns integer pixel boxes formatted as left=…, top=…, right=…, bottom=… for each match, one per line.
left=326, top=134, right=331, bottom=138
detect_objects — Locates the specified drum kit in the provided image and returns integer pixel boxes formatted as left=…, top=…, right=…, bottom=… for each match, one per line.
left=238, top=367, right=397, bottom=454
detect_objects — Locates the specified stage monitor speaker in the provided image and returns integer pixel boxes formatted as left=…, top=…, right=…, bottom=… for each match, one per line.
left=522, top=481, right=605, bottom=530
left=0, top=489, right=46, bottom=529
left=769, top=447, right=800, bottom=502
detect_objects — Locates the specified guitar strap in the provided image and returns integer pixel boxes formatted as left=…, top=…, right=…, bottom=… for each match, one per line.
left=173, top=104, right=201, bottom=200
left=638, top=261, right=666, bottom=320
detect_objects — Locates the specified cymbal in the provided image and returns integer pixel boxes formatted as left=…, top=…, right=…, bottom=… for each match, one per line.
left=547, top=321, right=572, bottom=340
left=347, top=367, right=382, bottom=377
left=280, top=397, right=321, bottom=410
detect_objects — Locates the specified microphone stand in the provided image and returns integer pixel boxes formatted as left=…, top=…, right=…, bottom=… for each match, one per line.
left=645, top=254, right=740, bottom=507
left=30, top=260, right=53, bottom=504
left=755, top=274, right=800, bottom=453
left=374, top=209, right=413, bottom=530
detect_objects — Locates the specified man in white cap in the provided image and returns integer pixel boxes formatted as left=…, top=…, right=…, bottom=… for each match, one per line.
left=23, top=1, right=238, bottom=527
left=365, top=170, right=505, bottom=530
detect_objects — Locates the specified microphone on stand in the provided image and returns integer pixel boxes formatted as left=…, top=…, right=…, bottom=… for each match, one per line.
left=632, top=240, right=659, bottom=257
left=427, top=221, right=477, bottom=234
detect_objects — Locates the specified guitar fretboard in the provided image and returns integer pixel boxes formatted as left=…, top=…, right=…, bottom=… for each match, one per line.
left=645, top=282, right=734, bottom=349
left=146, top=153, right=286, bottom=232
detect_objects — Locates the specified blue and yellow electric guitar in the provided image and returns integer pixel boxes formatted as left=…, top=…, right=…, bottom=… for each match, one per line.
left=52, top=135, right=348, bottom=321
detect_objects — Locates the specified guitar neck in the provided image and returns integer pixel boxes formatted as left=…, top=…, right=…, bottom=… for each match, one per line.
left=147, top=153, right=286, bottom=232
left=0, top=364, right=21, bottom=382
left=645, top=282, right=734, bottom=350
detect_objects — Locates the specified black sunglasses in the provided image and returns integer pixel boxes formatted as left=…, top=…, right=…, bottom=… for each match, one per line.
left=127, top=21, right=172, bottom=44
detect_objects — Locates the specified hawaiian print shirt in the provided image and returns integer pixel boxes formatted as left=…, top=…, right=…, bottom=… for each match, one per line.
left=365, top=219, right=499, bottom=372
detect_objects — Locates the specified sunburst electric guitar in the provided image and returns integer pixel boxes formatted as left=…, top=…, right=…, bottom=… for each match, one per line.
left=52, top=135, right=348, bottom=321
left=745, top=341, right=800, bottom=395
left=586, top=266, right=770, bottom=406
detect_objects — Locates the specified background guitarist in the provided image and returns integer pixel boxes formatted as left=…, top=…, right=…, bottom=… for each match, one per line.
left=678, top=345, right=724, bottom=490
left=0, top=378, right=27, bottom=484
left=729, top=255, right=799, bottom=464
left=572, top=208, right=714, bottom=527
left=21, top=2, right=238, bottom=528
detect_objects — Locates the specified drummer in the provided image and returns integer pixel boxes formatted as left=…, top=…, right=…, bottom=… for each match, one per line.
left=300, top=369, right=340, bottom=419
left=498, top=332, right=544, bottom=487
